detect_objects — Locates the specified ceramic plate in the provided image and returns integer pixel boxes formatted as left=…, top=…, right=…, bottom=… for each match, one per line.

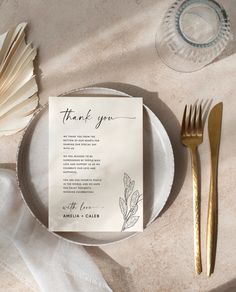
left=17, top=87, right=174, bottom=245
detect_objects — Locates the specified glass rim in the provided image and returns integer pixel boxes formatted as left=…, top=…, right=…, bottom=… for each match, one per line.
left=175, top=0, right=230, bottom=48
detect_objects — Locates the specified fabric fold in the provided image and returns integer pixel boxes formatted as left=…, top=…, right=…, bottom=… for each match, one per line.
left=0, top=169, right=112, bottom=292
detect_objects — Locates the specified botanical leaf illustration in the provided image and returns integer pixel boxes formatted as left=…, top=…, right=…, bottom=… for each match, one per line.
left=0, top=23, right=39, bottom=137
left=124, top=173, right=135, bottom=201
left=130, top=205, right=138, bottom=216
left=124, top=188, right=129, bottom=201
left=127, top=180, right=135, bottom=197
left=119, top=197, right=127, bottom=218
left=125, top=216, right=139, bottom=229
left=130, top=190, right=140, bottom=208
left=120, top=173, right=142, bottom=231
left=123, top=173, right=130, bottom=188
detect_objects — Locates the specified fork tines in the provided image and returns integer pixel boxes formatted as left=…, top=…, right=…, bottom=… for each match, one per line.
left=181, top=104, right=203, bottom=136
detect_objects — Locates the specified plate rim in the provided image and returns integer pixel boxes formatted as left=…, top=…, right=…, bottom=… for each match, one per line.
left=16, top=86, right=175, bottom=246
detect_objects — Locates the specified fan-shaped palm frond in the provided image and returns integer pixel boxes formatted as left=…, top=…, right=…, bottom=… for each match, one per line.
left=0, top=23, right=38, bottom=137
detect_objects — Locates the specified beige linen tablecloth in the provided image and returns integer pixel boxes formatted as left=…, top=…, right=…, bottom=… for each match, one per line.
left=0, top=0, right=236, bottom=291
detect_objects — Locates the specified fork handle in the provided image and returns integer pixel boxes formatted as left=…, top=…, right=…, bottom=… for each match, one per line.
left=190, top=146, right=202, bottom=274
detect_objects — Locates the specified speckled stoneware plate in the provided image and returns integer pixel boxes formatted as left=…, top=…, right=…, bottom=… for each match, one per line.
left=17, top=87, right=174, bottom=246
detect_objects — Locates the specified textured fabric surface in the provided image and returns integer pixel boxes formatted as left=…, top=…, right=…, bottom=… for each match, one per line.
left=0, top=169, right=112, bottom=292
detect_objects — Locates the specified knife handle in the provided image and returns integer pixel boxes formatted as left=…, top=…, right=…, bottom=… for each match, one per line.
left=206, top=168, right=217, bottom=276
left=190, top=146, right=202, bottom=274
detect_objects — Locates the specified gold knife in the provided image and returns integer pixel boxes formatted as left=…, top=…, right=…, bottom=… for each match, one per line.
left=206, top=102, right=223, bottom=276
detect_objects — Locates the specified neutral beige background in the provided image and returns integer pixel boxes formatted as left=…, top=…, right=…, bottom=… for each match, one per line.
left=0, top=0, right=236, bottom=291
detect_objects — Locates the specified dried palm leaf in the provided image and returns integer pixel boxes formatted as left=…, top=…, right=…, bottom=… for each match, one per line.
left=0, top=23, right=38, bottom=137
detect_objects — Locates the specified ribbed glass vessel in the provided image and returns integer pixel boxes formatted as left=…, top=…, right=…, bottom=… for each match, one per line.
left=156, top=0, right=231, bottom=72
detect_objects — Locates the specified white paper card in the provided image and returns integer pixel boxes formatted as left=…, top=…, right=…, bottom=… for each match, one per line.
left=49, top=97, right=143, bottom=232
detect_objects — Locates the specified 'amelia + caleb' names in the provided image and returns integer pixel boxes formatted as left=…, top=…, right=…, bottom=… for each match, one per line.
left=62, top=201, right=101, bottom=218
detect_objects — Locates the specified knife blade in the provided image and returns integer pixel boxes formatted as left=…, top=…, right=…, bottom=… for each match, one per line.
left=206, top=102, right=223, bottom=276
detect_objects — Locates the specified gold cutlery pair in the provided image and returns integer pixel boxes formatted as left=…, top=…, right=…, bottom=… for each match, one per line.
left=181, top=102, right=223, bottom=276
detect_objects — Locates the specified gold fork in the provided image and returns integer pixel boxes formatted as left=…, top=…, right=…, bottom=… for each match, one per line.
left=181, top=104, right=203, bottom=274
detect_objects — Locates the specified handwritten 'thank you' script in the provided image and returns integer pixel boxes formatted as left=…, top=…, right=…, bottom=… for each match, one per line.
left=60, top=108, right=136, bottom=129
